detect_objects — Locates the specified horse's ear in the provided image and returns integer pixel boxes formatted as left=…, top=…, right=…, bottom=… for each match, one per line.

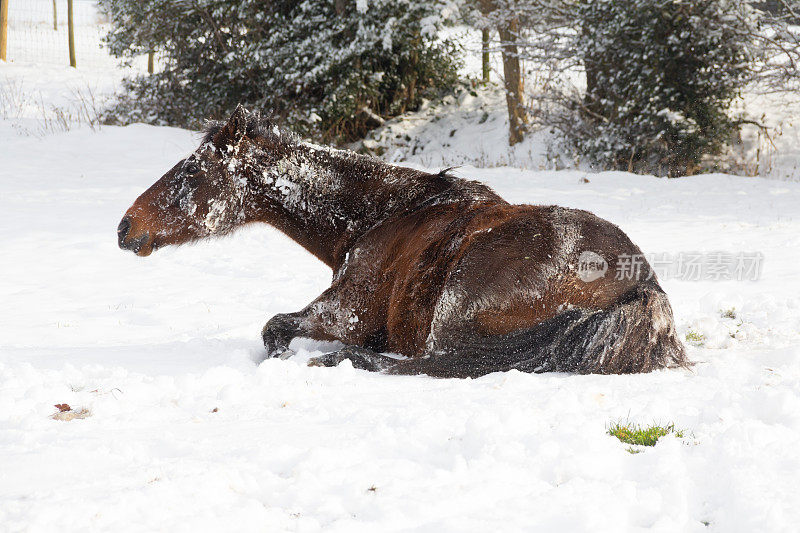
left=216, top=104, right=249, bottom=144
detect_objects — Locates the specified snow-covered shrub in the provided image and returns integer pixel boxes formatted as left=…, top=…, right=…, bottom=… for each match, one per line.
left=567, top=0, right=755, bottom=176
left=98, top=0, right=462, bottom=142
left=748, top=1, right=800, bottom=92
left=510, top=0, right=756, bottom=176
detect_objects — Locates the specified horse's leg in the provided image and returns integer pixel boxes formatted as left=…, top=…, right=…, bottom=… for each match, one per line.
left=307, top=346, right=400, bottom=372
left=305, top=345, right=501, bottom=377
left=261, top=281, right=381, bottom=359
left=301, top=311, right=562, bottom=378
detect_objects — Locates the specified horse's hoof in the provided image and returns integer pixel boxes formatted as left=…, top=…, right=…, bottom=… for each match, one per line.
left=277, top=349, right=295, bottom=360
left=262, top=347, right=294, bottom=360
left=261, top=313, right=300, bottom=356
left=307, top=346, right=391, bottom=372
left=307, top=353, right=339, bottom=367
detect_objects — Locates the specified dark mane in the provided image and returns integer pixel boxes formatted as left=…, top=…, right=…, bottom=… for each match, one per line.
left=202, top=111, right=464, bottom=185
left=202, top=113, right=300, bottom=147
left=205, top=111, right=447, bottom=188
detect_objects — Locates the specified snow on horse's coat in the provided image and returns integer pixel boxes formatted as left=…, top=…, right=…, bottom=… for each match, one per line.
left=118, top=105, right=688, bottom=377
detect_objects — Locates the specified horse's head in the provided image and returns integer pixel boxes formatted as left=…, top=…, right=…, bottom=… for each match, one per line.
left=118, top=105, right=267, bottom=256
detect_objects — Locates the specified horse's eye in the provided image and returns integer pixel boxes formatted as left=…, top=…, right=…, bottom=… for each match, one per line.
left=185, top=163, right=199, bottom=175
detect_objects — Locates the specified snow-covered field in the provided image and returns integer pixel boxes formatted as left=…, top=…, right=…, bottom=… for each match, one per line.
left=3, top=118, right=800, bottom=532
left=4, top=14, right=800, bottom=532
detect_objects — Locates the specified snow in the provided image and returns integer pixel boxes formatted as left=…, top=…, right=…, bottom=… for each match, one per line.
left=2, top=117, right=800, bottom=531
left=363, top=84, right=553, bottom=170
left=3, top=15, right=800, bottom=533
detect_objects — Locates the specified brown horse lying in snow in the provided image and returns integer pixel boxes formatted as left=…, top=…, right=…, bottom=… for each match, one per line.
left=118, top=106, right=687, bottom=378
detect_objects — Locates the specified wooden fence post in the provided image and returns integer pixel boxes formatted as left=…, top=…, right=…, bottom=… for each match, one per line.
left=0, top=0, right=9, bottom=62
left=67, top=0, right=75, bottom=67
left=148, top=51, right=154, bottom=74
left=481, top=28, right=490, bottom=83
left=52, top=0, right=57, bottom=31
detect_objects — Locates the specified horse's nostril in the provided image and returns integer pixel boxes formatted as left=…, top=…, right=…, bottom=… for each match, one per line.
left=117, top=217, right=131, bottom=250
left=117, top=217, right=131, bottom=241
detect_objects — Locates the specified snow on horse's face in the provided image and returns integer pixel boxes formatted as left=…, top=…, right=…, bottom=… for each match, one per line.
left=117, top=106, right=257, bottom=256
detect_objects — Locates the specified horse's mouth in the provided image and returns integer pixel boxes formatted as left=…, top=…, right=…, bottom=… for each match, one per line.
left=135, top=240, right=154, bottom=256
left=138, top=239, right=162, bottom=256
left=119, top=231, right=152, bottom=256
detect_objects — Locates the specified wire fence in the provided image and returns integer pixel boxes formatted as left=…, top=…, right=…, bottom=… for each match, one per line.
left=3, top=0, right=125, bottom=70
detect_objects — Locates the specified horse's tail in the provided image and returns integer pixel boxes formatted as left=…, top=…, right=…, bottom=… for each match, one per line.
left=394, top=283, right=689, bottom=378
left=545, top=283, right=689, bottom=374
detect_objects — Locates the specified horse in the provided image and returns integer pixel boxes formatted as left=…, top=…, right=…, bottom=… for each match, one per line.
left=117, top=105, right=688, bottom=378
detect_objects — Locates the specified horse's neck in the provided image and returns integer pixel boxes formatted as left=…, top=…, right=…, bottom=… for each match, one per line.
left=248, top=141, right=436, bottom=268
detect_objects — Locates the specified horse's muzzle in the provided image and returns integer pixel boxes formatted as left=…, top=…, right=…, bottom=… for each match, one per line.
left=117, top=216, right=150, bottom=255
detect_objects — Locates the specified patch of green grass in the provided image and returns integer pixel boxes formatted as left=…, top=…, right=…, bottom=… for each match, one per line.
left=608, top=421, right=685, bottom=447
left=685, top=329, right=705, bottom=345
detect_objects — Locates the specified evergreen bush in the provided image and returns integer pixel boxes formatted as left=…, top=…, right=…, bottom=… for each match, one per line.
left=99, top=0, right=462, bottom=142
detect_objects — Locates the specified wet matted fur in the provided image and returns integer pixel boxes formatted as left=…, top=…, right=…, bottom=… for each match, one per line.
left=118, top=105, right=688, bottom=378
